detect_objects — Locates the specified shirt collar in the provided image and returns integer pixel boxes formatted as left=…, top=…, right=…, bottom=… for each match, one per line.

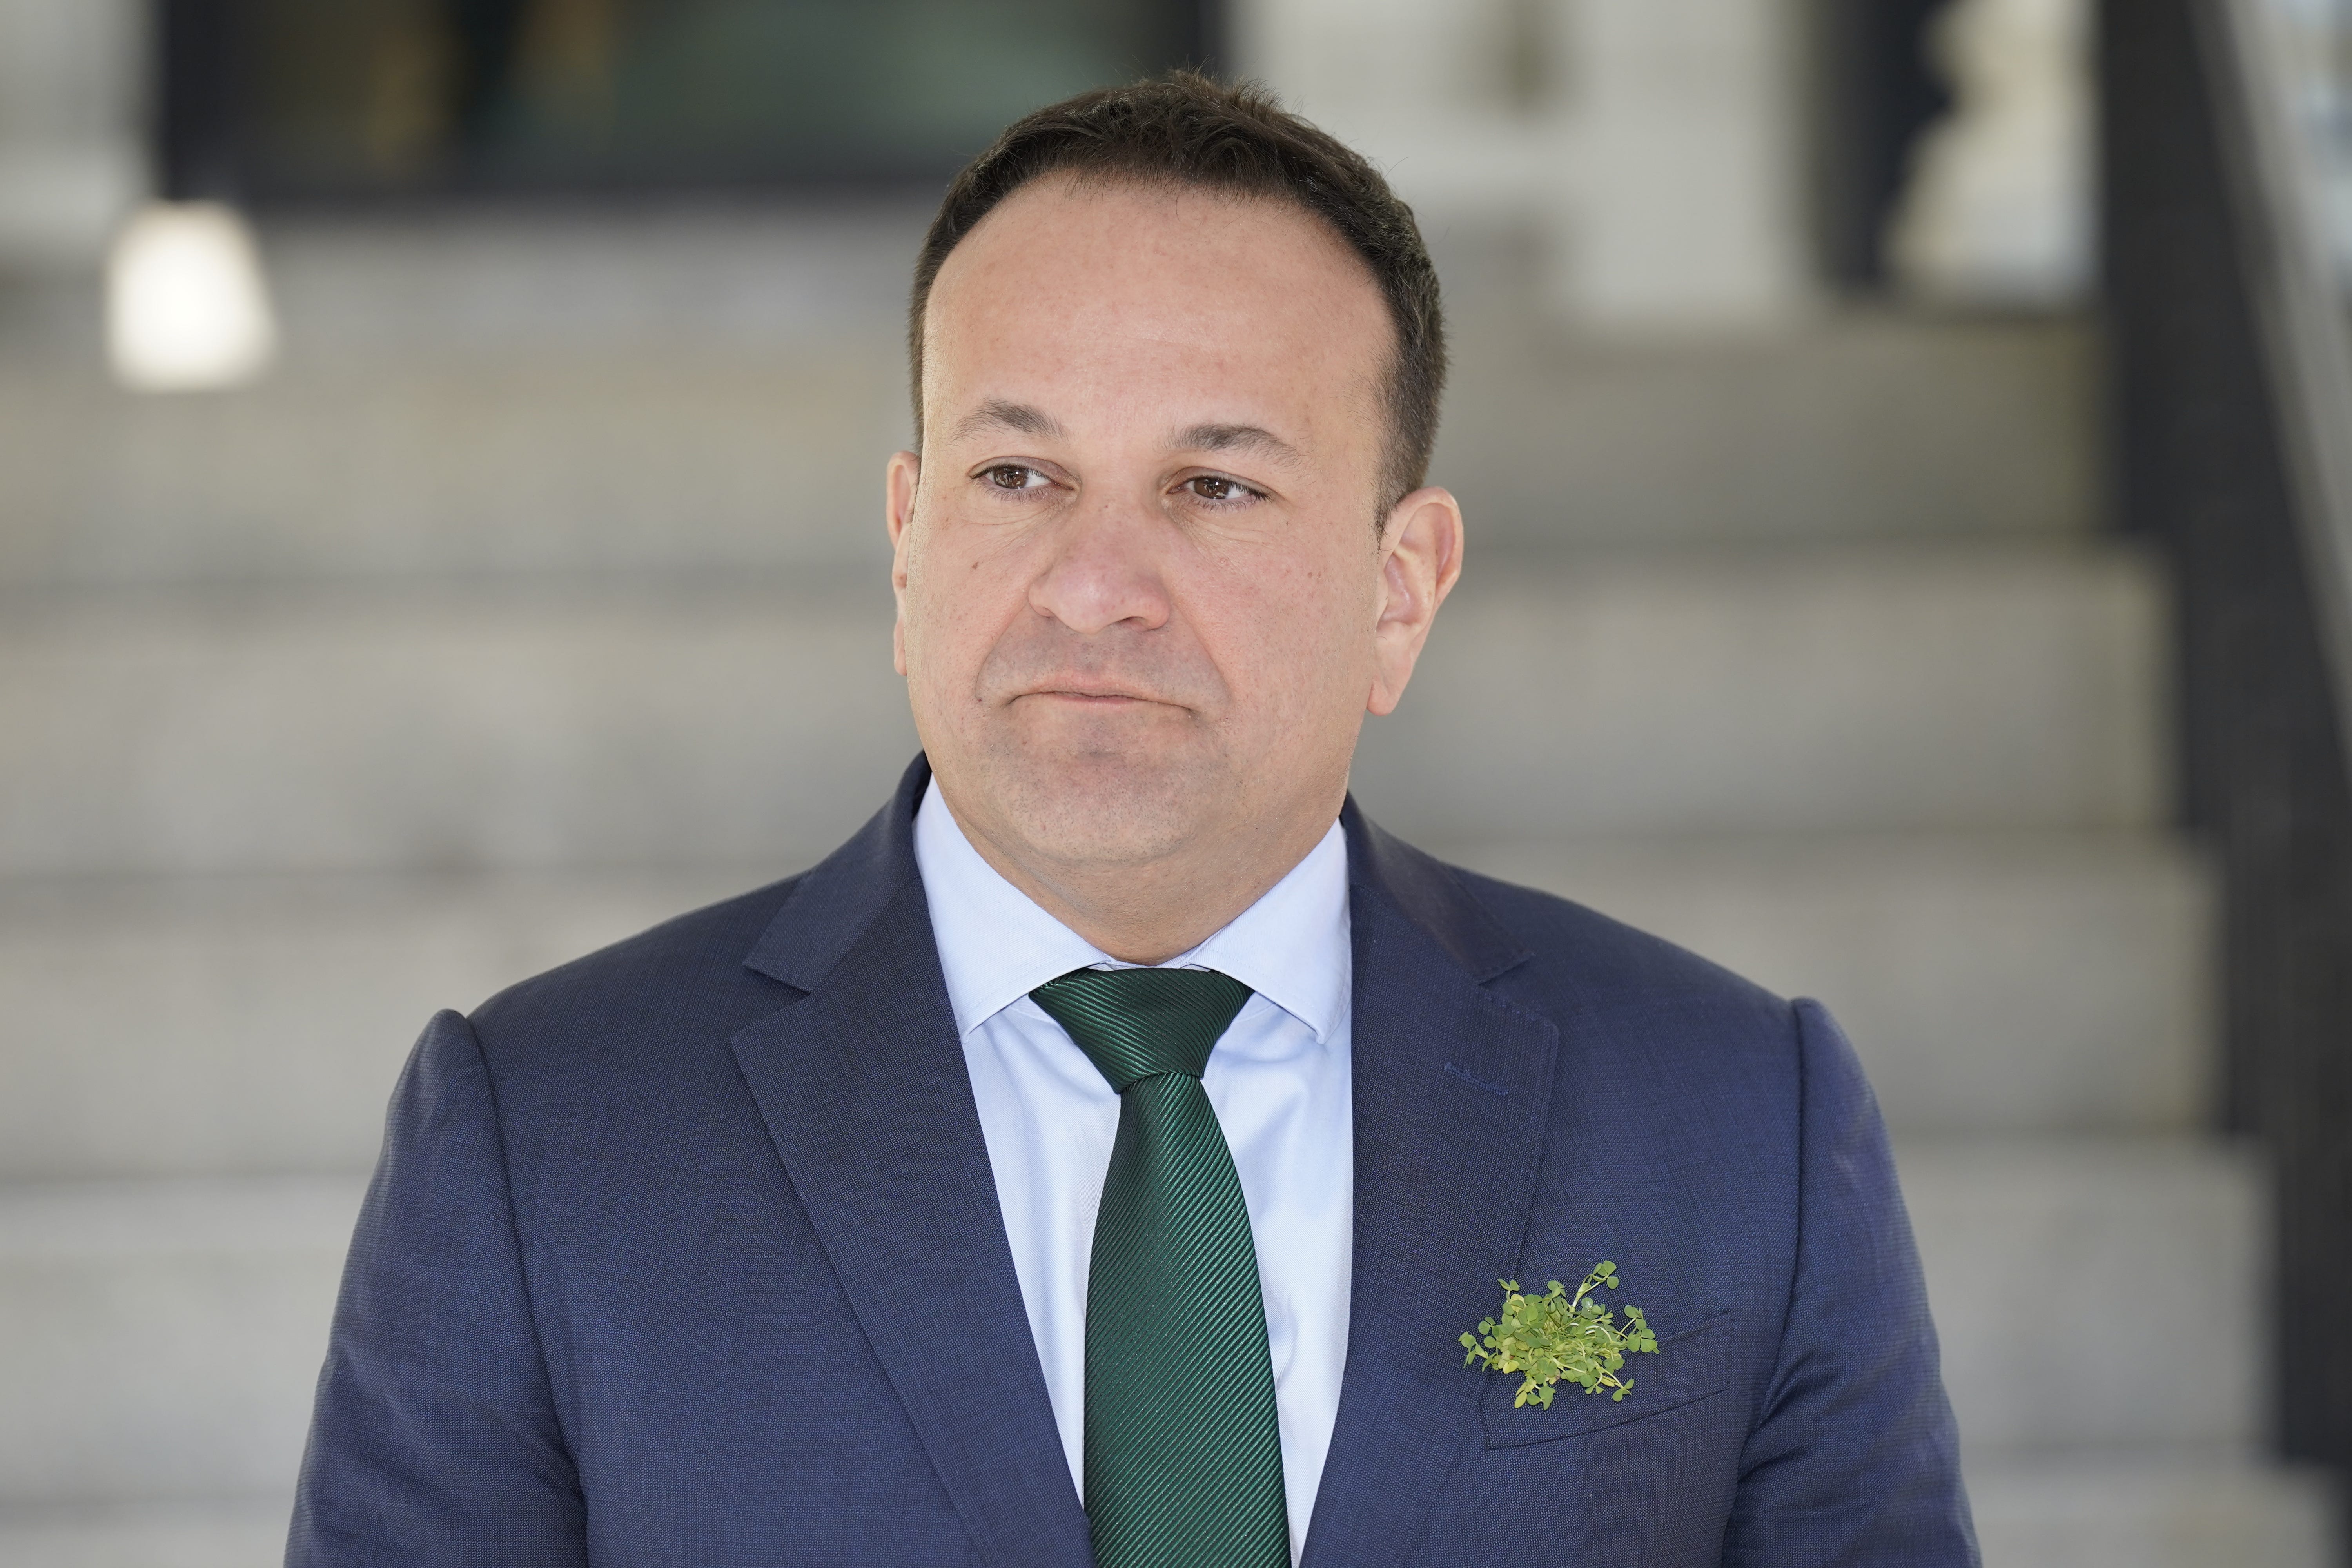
left=912, top=779, right=1351, bottom=1045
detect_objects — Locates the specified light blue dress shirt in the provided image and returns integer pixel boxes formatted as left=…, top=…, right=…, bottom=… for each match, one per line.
left=912, top=781, right=1354, bottom=1561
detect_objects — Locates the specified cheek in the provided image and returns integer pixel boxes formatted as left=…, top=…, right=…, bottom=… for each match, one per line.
left=896, top=532, right=960, bottom=682
left=1210, top=556, right=1380, bottom=713
left=901, top=522, right=1015, bottom=689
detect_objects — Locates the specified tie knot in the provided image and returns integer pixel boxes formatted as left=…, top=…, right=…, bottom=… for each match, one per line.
left=1030, top=966, right=1254, bottom=1092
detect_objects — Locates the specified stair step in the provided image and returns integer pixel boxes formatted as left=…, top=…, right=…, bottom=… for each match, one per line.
left=1441, top=833, right=2209, bottom=1134
left=1440, top=310, right=2098, bottom=546
left=1900, top=1139, right=2264, bottom=1453
left=0, top=216, right=2094, bottom=589
left=257, top=208, right=922, bottom=362
left=0, top=349, right=903, bottom=587
left=0, top=828, right=2207, bottom=1179
left=1967, top=1455, right=2341, bottom=1568
left=0, top=1178, right=361, bottom=1507
left=0, top=1502, right=291, bottom=1568
left=0, top=318, right=2094, bottom=585
left=0, top=543, right=2163, bottom=878
left=1355, top=541, right=2166, bottom=840
left=0, top=1146, right=2260, bottom=1508
left=0, top=871, right=746, bottom=1179
left=0, top=580, right=919, bottom=877
left=0, top=211, right=923, bottom=586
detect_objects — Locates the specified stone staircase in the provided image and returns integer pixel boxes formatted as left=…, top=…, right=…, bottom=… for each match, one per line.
left=0, top=208, right=2338, bottom=1565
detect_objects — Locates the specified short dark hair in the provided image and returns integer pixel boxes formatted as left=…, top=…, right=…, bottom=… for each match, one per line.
left=909, top=71, right=1447, bottom=517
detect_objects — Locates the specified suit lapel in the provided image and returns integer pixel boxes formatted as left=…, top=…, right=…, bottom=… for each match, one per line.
left=731, top=760, right=1091, bottom=1568
left=1301, top=809, right=1561, bottom=1568
left=728, top=773, right=1558, bottom=1568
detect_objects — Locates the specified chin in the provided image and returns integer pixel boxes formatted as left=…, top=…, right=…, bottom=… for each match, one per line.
left=980, top=743, right=1227, bottom=870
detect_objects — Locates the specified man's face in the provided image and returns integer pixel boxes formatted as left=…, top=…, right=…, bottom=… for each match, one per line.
left=889, top=175, right=1456, bottom=886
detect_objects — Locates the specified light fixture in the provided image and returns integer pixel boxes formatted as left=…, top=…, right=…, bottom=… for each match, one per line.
left=105, top=202, right=280, bottom=392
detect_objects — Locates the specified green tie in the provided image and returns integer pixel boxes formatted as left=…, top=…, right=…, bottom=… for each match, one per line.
left=1030, top=967, right=1290, bottom=1568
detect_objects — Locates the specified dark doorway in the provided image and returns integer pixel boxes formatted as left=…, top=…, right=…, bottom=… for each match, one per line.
left=156, top=0, right=1217, bottom=203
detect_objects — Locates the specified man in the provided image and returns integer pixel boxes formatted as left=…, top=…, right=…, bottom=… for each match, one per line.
left=290, top=73, right=1975, bottom=1567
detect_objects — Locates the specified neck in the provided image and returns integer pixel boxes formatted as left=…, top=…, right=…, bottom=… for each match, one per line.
left=939, top=788, right=1342, bottom=964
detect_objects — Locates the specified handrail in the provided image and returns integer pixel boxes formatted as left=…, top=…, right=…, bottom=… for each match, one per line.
left=2202, top=0, right=2352, bottom=780
left=2108, top=0, right=2352, bottom=1486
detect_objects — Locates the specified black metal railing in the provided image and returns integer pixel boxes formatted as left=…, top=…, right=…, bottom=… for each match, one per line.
left=2105, top=0, right=2352, bottom=1500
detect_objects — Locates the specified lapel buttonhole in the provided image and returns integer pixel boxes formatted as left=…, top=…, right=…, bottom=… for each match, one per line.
left=1443, top=1062, right=1508, bottom=1097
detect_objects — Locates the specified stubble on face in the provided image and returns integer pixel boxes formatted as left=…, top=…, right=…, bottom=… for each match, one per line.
left=892, top=174, right=1405, bottom=942
left=963, top=607, right=1238, bottom=870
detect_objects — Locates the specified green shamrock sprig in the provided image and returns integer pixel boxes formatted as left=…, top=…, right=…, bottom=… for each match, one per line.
left=1460, top=1262, right=1660, bottom=1407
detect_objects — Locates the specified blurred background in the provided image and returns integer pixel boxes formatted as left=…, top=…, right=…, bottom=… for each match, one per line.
left=0, top=0, right=2348, bottom=1563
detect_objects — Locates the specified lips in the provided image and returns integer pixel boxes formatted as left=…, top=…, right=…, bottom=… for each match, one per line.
left=973, top=620, right=1226, bottom=714
left=1022, top=687, right=1167, bottom=704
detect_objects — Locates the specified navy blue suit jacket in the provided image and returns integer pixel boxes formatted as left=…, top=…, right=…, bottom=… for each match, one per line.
left=290, top=758, right=1975, bottom=1566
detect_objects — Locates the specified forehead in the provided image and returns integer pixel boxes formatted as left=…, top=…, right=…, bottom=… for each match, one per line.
left=919, top=176, right=1393, bottom=428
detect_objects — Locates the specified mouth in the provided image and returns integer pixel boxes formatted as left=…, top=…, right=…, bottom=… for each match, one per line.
left=1020, top=688, right=1168, bottom=707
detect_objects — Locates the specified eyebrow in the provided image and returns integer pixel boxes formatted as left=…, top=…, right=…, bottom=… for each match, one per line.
left=947, top=399, right=1066, bottom=444
left=1172, top=423, right=1304, bottom=468
left=944, top=402, right=1304, bottom=468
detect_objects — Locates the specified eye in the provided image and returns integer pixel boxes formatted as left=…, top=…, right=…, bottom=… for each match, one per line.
left=983, top=463, right=1043, bottom=491
left=1180, top=474, right=1261, bottom=504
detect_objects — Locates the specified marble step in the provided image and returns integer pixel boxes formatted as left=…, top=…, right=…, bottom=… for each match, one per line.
left=0, top=213, right=2091, bottom=588
left=1438, top=309, right=2098, bottom=548
left=1901, top=1138, right=2266, bottom=1454
left=0, top=828, right=2206, bottom=1181
left=1357, top=541, right=2166, bottom=840
left=0, top=1145, right=2263, bottom=1508
left=0, top=210, right=928, bottom=587
left=0, top=542, right=2164, bottom=880
left=0, top=1178, right=360, bottom=1511
left=0, top=1502, right=292, bottom=1568
left=0, top=870, right=743, bottom=1179
left=0, top=577, right=919, bottom=879
left=0, top=347, right=905, bottom=587
left=1966, top=1455, right=2341, bottom=1568
left=1442, top=831, right=2210, bottom=1136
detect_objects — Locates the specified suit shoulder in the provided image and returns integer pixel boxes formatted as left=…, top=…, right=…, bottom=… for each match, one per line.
left=1435, top=860, right=1811, bottom=1170
left=1445, top=861, right=1792, bottom=1035
left=467, top=873, right=808, bottom=1058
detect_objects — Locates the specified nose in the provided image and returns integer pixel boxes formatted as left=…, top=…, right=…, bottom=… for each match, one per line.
left=1026, top=497, right=1173, bottom=636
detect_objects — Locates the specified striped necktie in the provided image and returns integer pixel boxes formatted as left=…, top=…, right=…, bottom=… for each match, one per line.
left=1030, top=966, right=1289, bottom=1568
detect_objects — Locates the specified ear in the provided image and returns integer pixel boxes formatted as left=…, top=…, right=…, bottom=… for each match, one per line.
left=1368, top=486, right=1464, bottom=717
left=886, top=450, right=921, bottom=677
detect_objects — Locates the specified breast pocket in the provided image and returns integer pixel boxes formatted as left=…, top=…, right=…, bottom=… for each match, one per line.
left=1479, top=1311, right=1736, bottom=1449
